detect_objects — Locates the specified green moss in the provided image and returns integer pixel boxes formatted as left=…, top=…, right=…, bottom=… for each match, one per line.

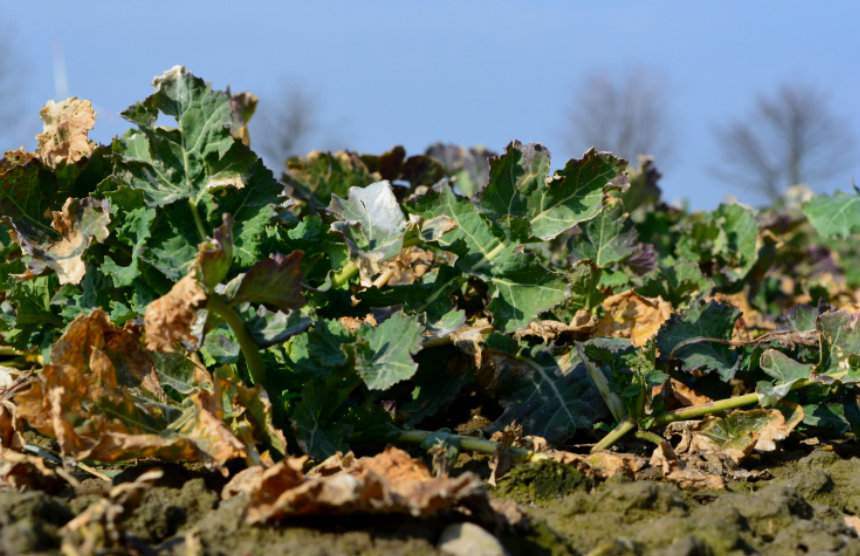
left=494, top=460, right=592, bottom=503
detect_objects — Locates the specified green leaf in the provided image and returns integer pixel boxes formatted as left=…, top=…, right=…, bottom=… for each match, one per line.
left=803, top=190, right=860, bottom=239
left=527, top=149, right=623, bottom=241
left=290, top=373, right=354, bottom=459
left=656, top=299, right=740, bottom=380
left=482, top=141, right=550, bottom=225
left=816, top=310, right=860, bottom=383
left=117, top=66, right=236, bottom=207
left=489, top=253, right=569, bottom=332
left=489, top=347, right=605, bottom=443
left=757, top=349, right=812, bottom=406
left=354, top=312, right=423, bottom=390
left=576, top=203, right=638, bottom=268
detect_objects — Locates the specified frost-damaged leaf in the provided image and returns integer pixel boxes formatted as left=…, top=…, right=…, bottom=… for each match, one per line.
left=229, top=91, right=258, bottom=146
left=329, top=180, right=408, bottom=281
left=674, top=406, right=804, bottom=465
left=15, top=310, right=281, bottom=466
left=13, top=197, right=110, bottom=285
left=757, top=349, right=812, bottom=406
left=527, top=148, right=624, bottom=241
left=230, top=251, right=305, bottom=311
left=803, top=190, right=860, bottom=239
left=816, top=310, right=860, bottom=383
left=594, top=290, right=671, bottom=347
left=656, top=299, right=741, bottom=380
left=222, top=447, right=486, bottom=522
left=14, top=311, right=228, bottom=464
left=354, top=312, right=423, bottom=390
left=144, top=274, right=208, bottom=352
left=36, top=97, right=97, bottom=169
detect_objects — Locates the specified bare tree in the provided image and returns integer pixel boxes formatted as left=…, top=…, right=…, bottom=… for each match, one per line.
left=566, top=67, right=674, bottom=164
left=254, top=84, right=321, bottom=169
left=713, top=83, right=856, bottom=201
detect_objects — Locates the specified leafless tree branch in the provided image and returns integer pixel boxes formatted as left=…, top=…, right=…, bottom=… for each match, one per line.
left=566, top=68, right=674, bottom=165
left=712, top=83, right=856, bottom=202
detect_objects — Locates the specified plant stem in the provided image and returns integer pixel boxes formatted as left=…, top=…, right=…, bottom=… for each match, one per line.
left=332, top=260, right=359, bottom=288
left=188, top=200, right=208, bottom=241
left=634, top=430, right=665, bottom=447
left=653, top=392, right=761, bottom=426
left=395, top=429, right=532, bottom=461
left=591, top=418, right=636, bottom=453
left=207, top=294, right=267, bottom=387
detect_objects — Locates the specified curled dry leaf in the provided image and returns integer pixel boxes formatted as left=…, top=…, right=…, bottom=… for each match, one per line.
left=649, top=440, right=726, bottom=490
left=595, top=290, right=671, bottom=347
left=14, top=310, right=272, bottom=468
left=666, top=406, right=804, bottom=466
left=12, top=197, right=111, bottom=285
left=144, top=274, right=208, bottom=352
left=652, top=378, right=714, bottom=409
left=36, top=97, right=97, bottom=169
left=223, top=447, right=486, bottom=523
left=513, top=310, right=597, bottom=343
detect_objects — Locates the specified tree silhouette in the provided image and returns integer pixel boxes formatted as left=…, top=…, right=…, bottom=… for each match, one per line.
left=713, top=83, right=856, bottom=201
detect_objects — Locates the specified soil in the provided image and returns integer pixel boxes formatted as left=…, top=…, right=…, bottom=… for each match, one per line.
left=1, top=449, right=859, bottom=555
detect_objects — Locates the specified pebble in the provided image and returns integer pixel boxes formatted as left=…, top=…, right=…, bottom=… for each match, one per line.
left=438, top=522, right=507, bottom=556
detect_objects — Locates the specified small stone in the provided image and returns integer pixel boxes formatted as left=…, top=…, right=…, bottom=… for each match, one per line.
left=438, top=522, right=507, bottom=556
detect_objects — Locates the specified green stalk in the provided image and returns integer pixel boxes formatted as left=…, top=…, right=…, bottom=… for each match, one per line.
left=634, top=430, right=666, bottom=447
left=653, top=392, right=761, bottom=426
left=188, top=200, right=208, bottom=241
left=395, top=429, right=532, bottom=461
left=332, top=260, right=359, bottom=288
left=590, top=418, right=636, bottom=453
left=207, top=294, right=267, bottom=387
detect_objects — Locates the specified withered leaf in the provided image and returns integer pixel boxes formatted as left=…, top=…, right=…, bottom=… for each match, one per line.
left=144, top=274, right=208, bottom=352
left=15, top=310, right=276, bottom=468
left=36, top=97, right=97, bottom=169
left=595, top=290, right=671, bottom=347
left=13, top=197, right=111, bottom=285
left=223, top=447, right=486, bottom=523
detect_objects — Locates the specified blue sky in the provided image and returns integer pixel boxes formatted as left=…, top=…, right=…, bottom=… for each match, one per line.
left=3, top=1, right=859, bottom=208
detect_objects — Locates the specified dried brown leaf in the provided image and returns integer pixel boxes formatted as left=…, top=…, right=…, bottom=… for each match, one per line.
left=224, top=447, right=487, bottom=523
left=36, top=97, right=97, bottom=169
left=595, top=290, right=671, bottom=347
left=14, top=310, right=263, bottom=469
left=144, top=274, right=208, bottom=352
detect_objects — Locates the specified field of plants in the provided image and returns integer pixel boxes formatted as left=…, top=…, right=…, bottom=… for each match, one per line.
left=1, top=67, right=860, bottom=554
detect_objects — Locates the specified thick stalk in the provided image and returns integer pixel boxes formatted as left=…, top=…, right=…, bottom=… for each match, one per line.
left=332, top=260, right=359, bottom=288
left=395, top=429, right=532, bottom=461
left=653, top=392, right=761, bottom=426
left=591, top=418, right=636, bottom=453
left=207, top=294, right=267, bottom=387
left=188, top=200, right=208, bottom=241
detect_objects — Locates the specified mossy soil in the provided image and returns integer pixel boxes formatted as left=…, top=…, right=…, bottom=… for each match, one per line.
left=1, top=450, right=860, bottom=555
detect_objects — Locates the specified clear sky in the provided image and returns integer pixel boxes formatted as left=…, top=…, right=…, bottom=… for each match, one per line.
left=2, top=1, right=859, bottom=208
